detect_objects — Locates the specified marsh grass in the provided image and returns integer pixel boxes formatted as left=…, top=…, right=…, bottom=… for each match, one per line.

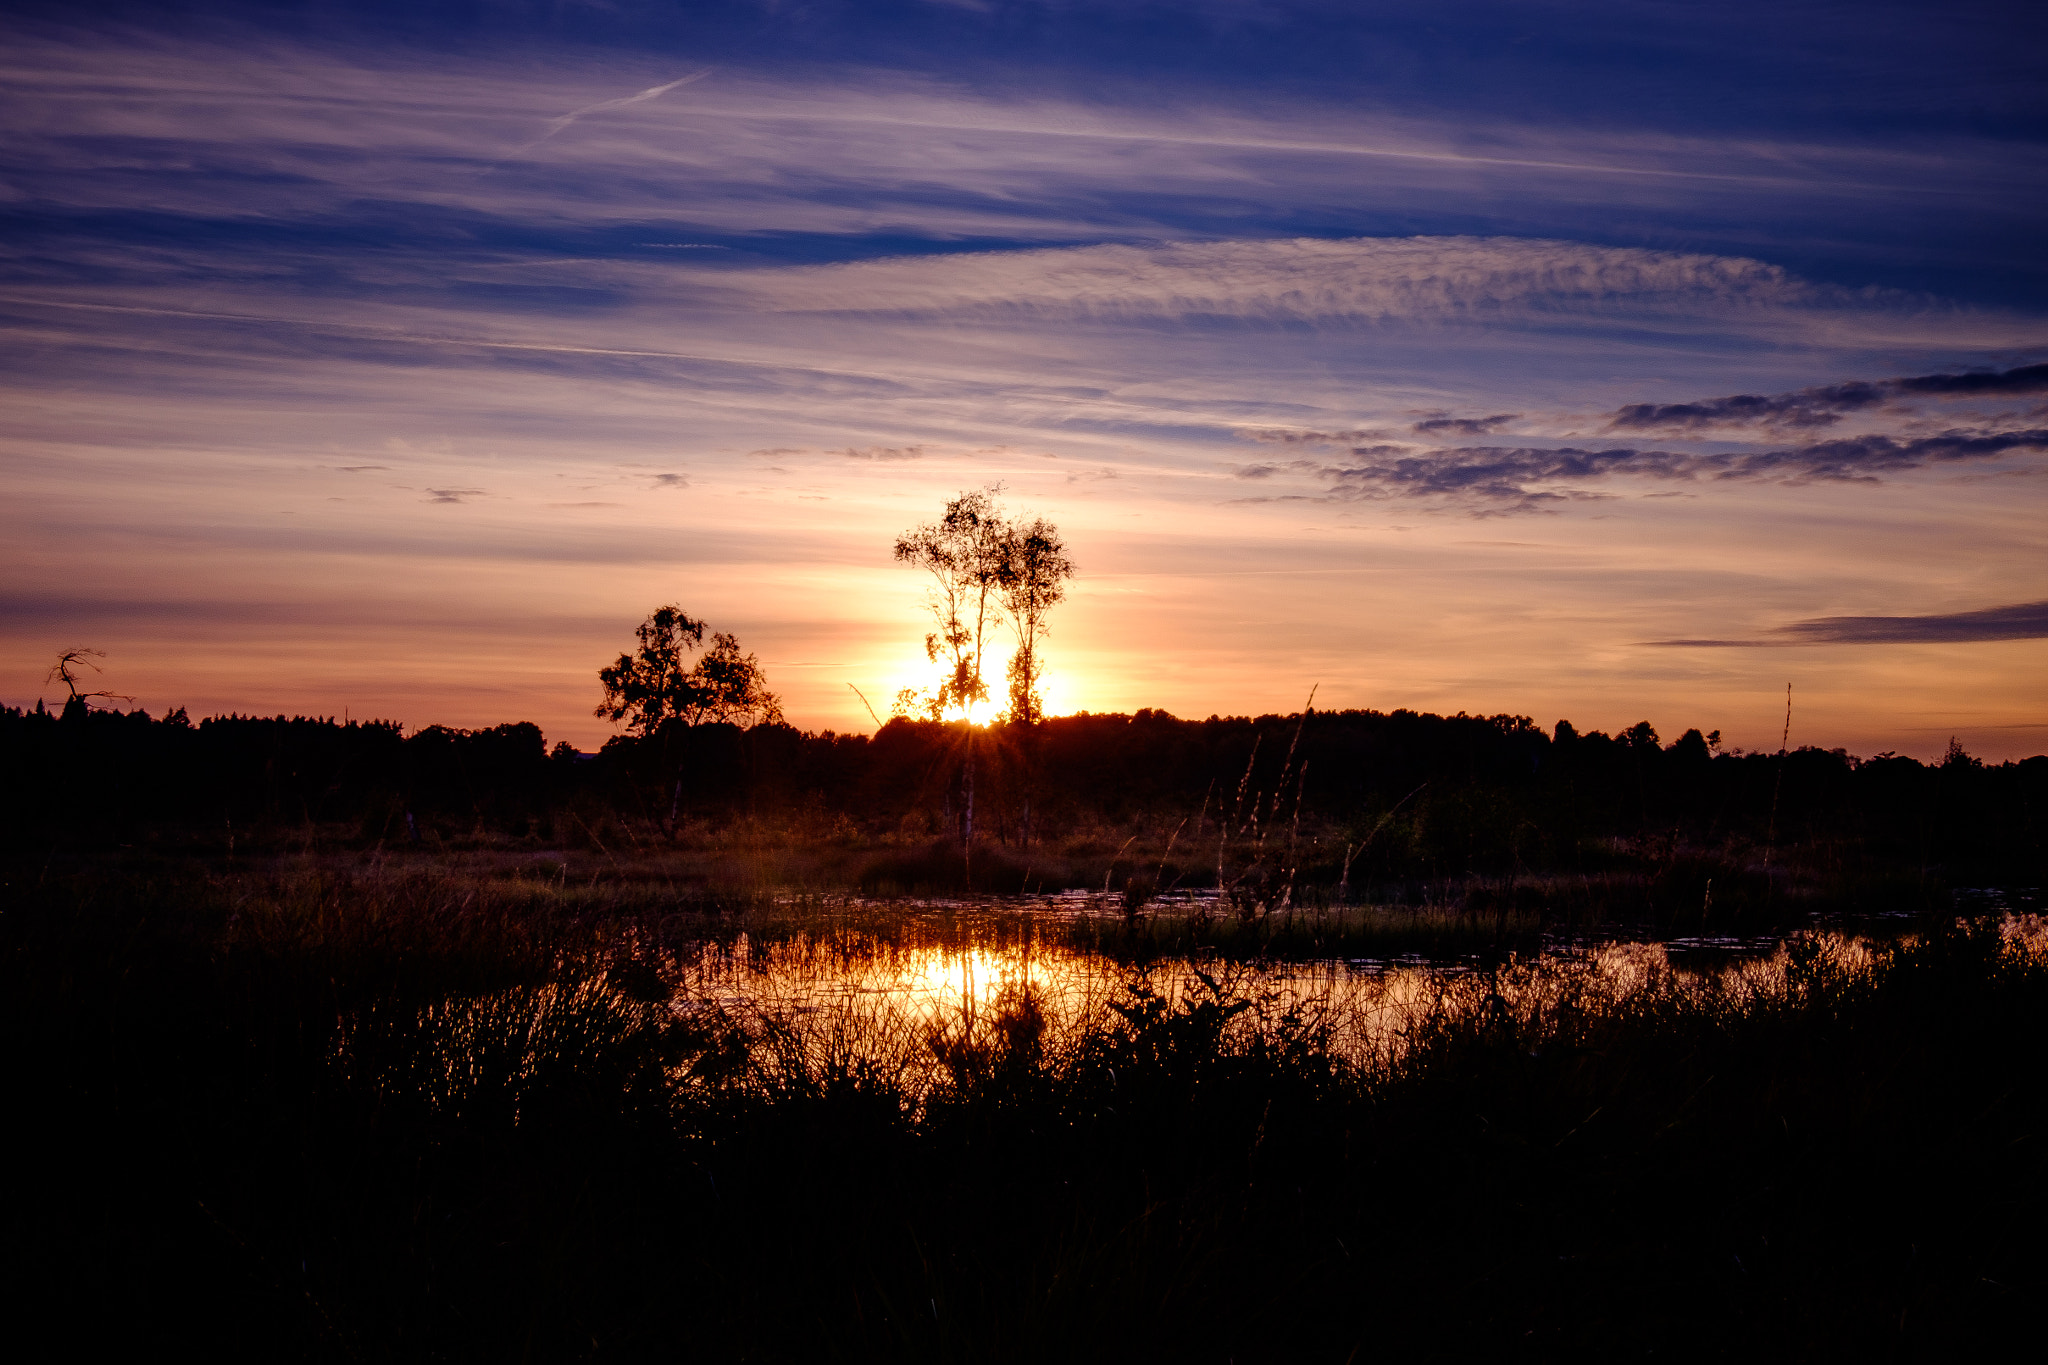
left=104, top=796, right=1954, bottom=947
left=5, top=847, right=2044, bottom=1360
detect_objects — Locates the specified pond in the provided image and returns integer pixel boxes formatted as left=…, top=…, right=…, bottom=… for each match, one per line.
left=652, top=891, right=1872, bottom=1083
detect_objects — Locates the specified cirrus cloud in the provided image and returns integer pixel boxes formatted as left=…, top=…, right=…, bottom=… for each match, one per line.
left=727, top=236, right=1823, bottom=325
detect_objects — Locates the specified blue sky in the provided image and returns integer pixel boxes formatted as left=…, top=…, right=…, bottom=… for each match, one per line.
left=4, top=1, right=2045, bottom=753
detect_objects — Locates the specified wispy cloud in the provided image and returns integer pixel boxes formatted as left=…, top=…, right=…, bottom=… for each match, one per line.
left=2, top=22, right=2044, bottom=753
left=1275, top=427, right=2048, bottom=514
left=734, top=237, right=1821, bottom=325
left=4, top=31, right=2038, bottom=275
left=842, top=446, right=925, bottom=461
left=1244, top=429, right=1404, bottom=447
left=521, top=71, right=712, bottom=150
left=1645, top=600, right=2048, bottom=647
left=1413, top=413, right=1519, bottom=435
left=1609, top=362, right=2048, bottom=432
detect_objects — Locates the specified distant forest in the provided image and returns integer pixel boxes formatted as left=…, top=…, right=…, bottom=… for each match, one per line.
left=5, top=700, right=2041, bottom=898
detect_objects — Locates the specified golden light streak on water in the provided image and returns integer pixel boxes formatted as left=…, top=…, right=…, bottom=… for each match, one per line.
left=654, top=916, right=1917, bottom=1095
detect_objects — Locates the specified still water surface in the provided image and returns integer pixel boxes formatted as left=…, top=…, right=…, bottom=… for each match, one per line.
left=656, top=894, right=1822, bottom=1072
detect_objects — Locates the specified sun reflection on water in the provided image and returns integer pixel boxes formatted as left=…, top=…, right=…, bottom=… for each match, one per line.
left=654, top=903, right=1916, bottom=1097
left=659, top=912, right=1784, bottom=1079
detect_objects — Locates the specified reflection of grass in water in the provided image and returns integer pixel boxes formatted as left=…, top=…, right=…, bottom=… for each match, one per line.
left=604, top=884, right=1551, bottom=965
left=1057, top=897, right=1548, bottom=963
left=664, top=919, right=1973, bottom=1096
left=10, top=851, right=2046, bottom=1359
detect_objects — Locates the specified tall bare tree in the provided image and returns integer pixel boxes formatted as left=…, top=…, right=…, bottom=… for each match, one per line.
left=892, top=486, right=1013, bottom=723
left=894, top=487, right=1011, bottom=852
left=46, top=648, right=131, bottom=721
left=997, top=516, right=1074, bottom=852
left=999, top=516, right=1074, bottom=727
left=894, top=487, right=1073, bottom=854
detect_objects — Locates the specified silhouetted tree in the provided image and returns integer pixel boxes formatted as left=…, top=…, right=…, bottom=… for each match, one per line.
left=894, top=487, right=1074, bottom=855
left=892, top=487, right=1012, bottom=723
left=1668, top=727, right=1712, bottom=768
left=596, top=605, right=781, bottom=835
left=996, top=515, right=1074, bottom=850
left=1000, top=516, right=1075, bottom=727
left=46, top=648, right=131, bottom=723
left=893, top=487, right=1012, bottom=853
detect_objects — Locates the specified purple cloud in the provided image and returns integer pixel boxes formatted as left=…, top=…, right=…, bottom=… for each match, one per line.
left=1610, top=362, right=2048, bottom=432
left=1644, top=600, right=2048, bottom=647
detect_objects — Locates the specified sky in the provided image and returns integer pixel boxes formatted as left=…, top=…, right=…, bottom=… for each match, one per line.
left=3, top=1, right=2045, bottom=758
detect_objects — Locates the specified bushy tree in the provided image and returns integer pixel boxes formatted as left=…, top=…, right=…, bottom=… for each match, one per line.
left=596, top=606, right=782, bottom=735
left=596, top=605, right=781, bottom=834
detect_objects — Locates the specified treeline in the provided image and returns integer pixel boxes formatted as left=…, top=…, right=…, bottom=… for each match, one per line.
left=3, top=700, right=2041, bottom=889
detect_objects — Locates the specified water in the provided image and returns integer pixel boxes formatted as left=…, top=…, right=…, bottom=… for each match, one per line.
left=651, top=894, right=1861, bottom=1083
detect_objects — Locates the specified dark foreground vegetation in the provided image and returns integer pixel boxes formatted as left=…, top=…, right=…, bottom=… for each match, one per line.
left=5, top=852, right=2045, bottom=1361
left=7, top=698, right=2043, bottom=1356
left=4, top=700, right=2043, bottom=932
